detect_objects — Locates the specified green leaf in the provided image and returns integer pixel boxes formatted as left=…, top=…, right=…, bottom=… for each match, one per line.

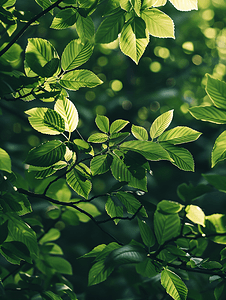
left=157, top=200, right=184, bottom=214
left=88, top=133, right=108, bottom=143
left=110, top=153, right=147, bottom=191
left=80, top=244, right=106, bottom=259
left=29, top=161, right=67, bottom=179
left=25, top=108, right=65, bottom=135
left=203, top=174, right=226, bottom=193
left=204, top=214, right=226, bottom=244
left=66, top=164, right=92, bottom=199
left=136, top=258, right=159, bottom=277
left=116, top=191, right=147, bottom=217
left=1, top=241, right=32, bottom=263
left=214, top=281, right=226, bottom=300
left=150, top=109, right=174, bottom=139
left=50, top=8, right=78, bottom=29
left=158, top=126, right=201, bottom=144
left=73, top=202, right=101, bottom=222
left=95, top=115, right=109, bottom=133
left=90, top=154, right=112, bottom=175
left=141, top=8, right=174, bottom=38
left=105, top=196, right=123, bottom=225
left=39, top=228, right=60, bottom=244
left=160, top=142, right=195, bottom=171
left=59, top=70, right=103, bottom=91
left=120, top=140, right=172, bottom=161
left=119, top=17, right=149, bottom=64
left=138, top=219, right=155, bottom=247
left=88, top=260, right=114, bottom=286
left=169, top=0, right=198, bottom=11
left=61, top=39, right=93, bottom=71
left=0, top=148, right=11, bottom=173
left=177, top=182, right=212, bottom=203
left=154, top=211, right=180, bottom=245
left=105, top=244, right=146, bottom=269
left=48, top=256, right=73, bottom=275
left=25, top=38, right=60, bottom=77
left=189, top=106, right=226, bottom=124
left=185, top=205, right=205, bottom=227
left=110, top=119, right=129, bottom=134
left=0, top=221, right=8, bottom=245
left=76, top=14, right=95, bottom=39
left=54, top=97, right=79, bottom=132
left=25, top=140, right=66, bottom=167
left=212, top=131, right=226, bottom=167
left=161, top=269, right=188, bottom=300
left=131, top=124, right=148, bottom=141
left=43, top=291, right=63, bottom=300
left=109, top=132, right=130, bottom=146
left=95, top=10, right=125, bottom=43
left=7, top=216, right=38, bottom=257
left=206, top=74, right=226, bottom=110
left=0, top=42, right=22, bottom=63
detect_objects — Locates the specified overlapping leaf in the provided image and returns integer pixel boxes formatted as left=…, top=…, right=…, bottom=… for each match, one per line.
left=169, top=0, right=198, bottom=11
left=95, top=10, right=125, bottom=43
left=25, top=107, right=65, bottom=135
left=160, top=142, right=195, bottom=171
left=50, top=8, right=78, bottom=29
left=158, top=126, right=201, bottom=144
left=59, top=70, right=103, bottom=91
left=105, top=196, right=123, bottom=225
left=76, top=14, right=95, bottom=39
left=25, top=140, right=66, bottom=167
left=54, top=97, right=79, bottom=132
left=120, top=140, right=172, bottom=161
left=211, top=131, right=226, bottom=167
left=61, top=39, right=93, bottom=71
left=161, top=269, right=188, bottom=300
left=116, top=191, right=147, bottom=217
left=206, top=74, right=226, bottom=110
left=150, top=109, right=174, bottom=139
left=119, top=17, right=149, bottom=64
left=189, top=106, right=226, bottom=124
left=141, top=8, right=175, bottom=38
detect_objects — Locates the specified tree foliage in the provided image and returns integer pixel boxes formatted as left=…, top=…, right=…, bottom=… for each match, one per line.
left=1, top=0, right=226, bottom=299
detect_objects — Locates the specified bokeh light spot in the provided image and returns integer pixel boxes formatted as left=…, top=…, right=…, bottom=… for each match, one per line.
left=138, top=107, right=148, bottom=120
left=182, top=41, right=194, bottom=53
left=192, top=54, right=203, bottom=65
left=28, top=135, right=40, bottom=147
left=95, top=105, right=106, bottom=115
left=97, top=56, right=108, bottom=67
left=111, top=80, right=123, bottom=92
left=149, top=61, right=162, bottom=72
left=85, top=91, right=96, bottom=101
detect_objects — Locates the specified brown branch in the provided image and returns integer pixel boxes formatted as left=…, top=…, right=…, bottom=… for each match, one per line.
left=97, top=205, right=143, bottom=224
left=0, top=0, right=64, bottom=57
left=17, top=188, right=123, bottom=245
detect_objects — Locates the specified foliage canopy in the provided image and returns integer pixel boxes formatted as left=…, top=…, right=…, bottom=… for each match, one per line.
left=1, top=0, right=226, bottom=299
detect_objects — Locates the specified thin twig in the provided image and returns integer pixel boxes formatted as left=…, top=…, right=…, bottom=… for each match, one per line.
left=0, top=0, right=64, bottom=57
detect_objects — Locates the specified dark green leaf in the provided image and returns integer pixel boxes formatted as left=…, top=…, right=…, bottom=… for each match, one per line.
left=138, top=219, right=155, bottom=247
left=25, top=140, right=66, bottom=167
left=0, top=220, right=8, bottom=245
left=105, top=196, right=123, bottom=225
left=116, top=191, right=147, bottom=217
left=88, top=260, right=114, bottom=286
left=95, top=10, right=125, bottom=43
left=203, top=174, right=226, bottom=193
left=177, top=182, right=212, bottom=203
left=90, top=154, right=112, bottom=175
left=48, top=256, right=73, bottom=275
left=50, top=8, right=78, bottom=29
left=136, top=258, right=160, bottom=277
left=154, top=211, right=180, bottom=245
left=120, top=140, right=172, bottom=161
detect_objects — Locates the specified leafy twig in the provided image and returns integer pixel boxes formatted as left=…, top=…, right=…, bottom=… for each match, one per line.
left=0, top=0, right=64, bottom=57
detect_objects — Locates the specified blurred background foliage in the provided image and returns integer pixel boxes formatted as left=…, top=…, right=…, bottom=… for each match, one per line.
left=1, top=0, right=226, bottom=299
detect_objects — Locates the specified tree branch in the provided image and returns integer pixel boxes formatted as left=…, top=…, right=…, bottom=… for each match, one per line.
left=0, top=0, right=64, bottom=57
left=17, top=188, right=123, bottom=245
